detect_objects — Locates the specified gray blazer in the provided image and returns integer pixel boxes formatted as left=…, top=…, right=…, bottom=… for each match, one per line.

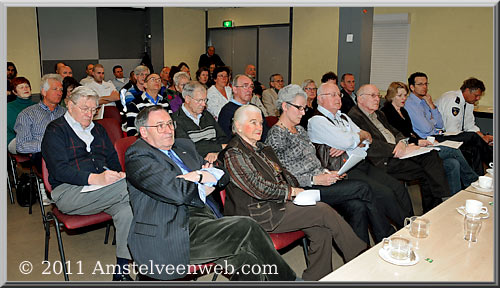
left=125, top=137, right=228, bottom=280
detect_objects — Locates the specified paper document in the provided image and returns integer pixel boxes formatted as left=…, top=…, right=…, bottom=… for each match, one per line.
left=80, top=177, right=124, bottom=193
left=338, top=152, right=365, bottom=175
left=435, top=140, right=463, bottom=149
left=293, top=189, right=321, bottom=206
left=399, top=147, right=433, bottom=159
left=92, top=104, right=105, bottom=120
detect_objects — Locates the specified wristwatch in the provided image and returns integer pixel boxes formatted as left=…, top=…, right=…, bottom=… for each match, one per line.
left=196, top=171, right=203, bottom=183
left=400, top=138, right=409, bottom=146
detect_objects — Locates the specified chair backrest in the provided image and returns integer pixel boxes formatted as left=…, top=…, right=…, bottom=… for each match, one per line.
left=95, top=118, right=123, bottom=145
left=103, top=106, right=122, bottom=124
left=114, top=136, right=138, bottom=171
left=41, top=159, right=52, bottom=193
left=265, top=116, right=278, bottom=127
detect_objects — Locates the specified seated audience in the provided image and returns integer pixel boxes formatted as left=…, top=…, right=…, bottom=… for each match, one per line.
left=7, top=77, right=36, bottom=154
left=177, top=61, right=191, bottom=77
left=195, top=66, right=210, bottom=88
left=84, top=64, right=119, bottom=106
left=261, top=73, right=284, bottom=116
left=7, top=62, right=18, bottom=102
left=348, top=84, right=450, bottom=213
left=41, top=86, right=133, bottom=281
left=307, top=82, right=414, bottom=227
left=125, top=105, right=297, bottom=281
left=80, top=63, right=94, bottom=85
left=321, top=71, right=338, bottom=84
left=381, top=82, right=478, bottom=195
left=206, top=66, right=232, bottom=120
left=14, top=74, right=66, bottom=171
left=159, top=66, right=171, bottom=90
left=339, top=73, right=357, bottom=114
left=405, top=72, right=492, bottom=175
left=125, top=73, right=171, bottom=136
left=299, top=79, right=318, bottom=128
left=266, top=84, right=395, bottom=240
left=172, top=81, right=229, bottom=163
left=221, top=104, right=367, bottom=281
left=162, top=71, right=188, bottom=113
left=61, top=76, right=81, bottom=107
left=218, top=74, right=269, bottom=141
left=122, top=65, right=150, bottom=108
left=111, top=65, right=129, bottom=91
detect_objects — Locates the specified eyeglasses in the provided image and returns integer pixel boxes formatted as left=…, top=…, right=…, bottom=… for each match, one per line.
left=286, top=102, right=306, bottom=112
left=273, top=79, right=284, bottom=83
left=75, top=105, right=98, bottom=115
left=414, top=82, right=429, bottom=87
left=304, top=87, right=317, bottom=92
left=144, top=121, right=176, bottom=133
left=189, top=96, right=208, bottom=104
left=235, top=83, right=254, bottom=89
left=319, top=92, right=341, bottom=97
left=147, top=77, right=161, bottom=83
left=360, top=93, right=381, bottom=98
left=50, top=87, right=64, bottom=92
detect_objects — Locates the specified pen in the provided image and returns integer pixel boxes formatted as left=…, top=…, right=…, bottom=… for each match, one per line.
left=103, top=166, right=110, bottom=171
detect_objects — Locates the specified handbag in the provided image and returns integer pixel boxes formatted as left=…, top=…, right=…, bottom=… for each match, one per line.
left=313, top=143, right=349, bottom=171
left=16, top=173, right=36, bottom=207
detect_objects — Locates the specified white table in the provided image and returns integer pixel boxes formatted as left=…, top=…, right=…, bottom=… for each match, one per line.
left=321, top=190, right=495, bottom=282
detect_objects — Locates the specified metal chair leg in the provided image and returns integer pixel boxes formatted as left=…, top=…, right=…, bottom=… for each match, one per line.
left=52, top=216, right=69, bottom=281
left=44, top=220, right=51, bottom=261
left=104, top=223, right=111, bottom=244
left=302, top=238, right=309, bottom=267
left=112, top=225, right=116, bottom=245
left=7, top=174, right=14, bottom=204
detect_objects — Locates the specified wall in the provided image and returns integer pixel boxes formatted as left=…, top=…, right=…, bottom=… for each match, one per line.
left=375, top=7, right=494, bottom=106
left=7, top=7, right=41, bottom=93
left=292, top=7, right=340, bottom=85
left=163, top=8, right=205, bottom=71
left=208, top=7, right=289, bottom=28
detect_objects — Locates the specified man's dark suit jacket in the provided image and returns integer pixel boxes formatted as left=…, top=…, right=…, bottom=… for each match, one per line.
left=340, top=88, right=356, bottom=114
left=125, top=137, right=229, bottom=280
left=348, top=105, right=406, bottom=170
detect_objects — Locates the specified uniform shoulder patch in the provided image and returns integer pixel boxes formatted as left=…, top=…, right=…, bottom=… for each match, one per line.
left=452, top=107, right=460, bottom=116
left=455, top=97, right=461, bottom=104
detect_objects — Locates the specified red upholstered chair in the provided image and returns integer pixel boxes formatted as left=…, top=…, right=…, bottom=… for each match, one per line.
left=95, top=118, right=123, bottom=146
left=113, top=136, right=138, bottom=171
left=103, top=105, right=122, bottom=124
left=219, top=190, right=309, bottom=267
left=41, top=159, right=114, bottom=281
left=265, top=116, right=279, bottom=127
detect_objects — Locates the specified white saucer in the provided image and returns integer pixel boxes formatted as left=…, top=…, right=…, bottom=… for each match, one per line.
left=471, top=181, right=493, bottom=192
left=456, top=206, right=489, bottom=219
left=378, top=247, right=419, bottom=266
left=486, top=168, right=493, bottom=175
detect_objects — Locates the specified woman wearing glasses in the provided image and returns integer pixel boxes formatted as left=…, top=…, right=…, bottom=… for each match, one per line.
left=206, top=66, right=232, bottom=120
left=265, top=84, right=394, bottom=246
left=381, top=82, right=478, bottom=195
left=299, top=79, right=318, bottom=129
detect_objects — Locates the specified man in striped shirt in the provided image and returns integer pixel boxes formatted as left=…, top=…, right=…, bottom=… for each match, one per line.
left=14, top=73, right=66, bottom=171
left=124, top=73, right=171, bottom=136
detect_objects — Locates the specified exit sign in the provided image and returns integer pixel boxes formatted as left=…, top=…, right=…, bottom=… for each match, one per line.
left=223, top=20, right=233, bottom=28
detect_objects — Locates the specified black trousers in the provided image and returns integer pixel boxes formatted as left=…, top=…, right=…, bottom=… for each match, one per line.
left=436, top=132, right=493, bottom=176
left=385, top=150, right=449, bottom=213
left=347, top=161, right=414, bottom=229
left=313, top=179, right=395, bottom=244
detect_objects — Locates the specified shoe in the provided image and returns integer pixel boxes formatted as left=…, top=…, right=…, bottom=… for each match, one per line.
left=112, top=274, right=134, bottom=281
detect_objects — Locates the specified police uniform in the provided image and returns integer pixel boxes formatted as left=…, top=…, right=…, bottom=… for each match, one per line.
left=435, top=90, right=480, bottom=133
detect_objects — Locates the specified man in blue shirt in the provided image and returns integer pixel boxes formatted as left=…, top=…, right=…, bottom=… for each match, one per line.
left=405, top=72, right=492, bottom=175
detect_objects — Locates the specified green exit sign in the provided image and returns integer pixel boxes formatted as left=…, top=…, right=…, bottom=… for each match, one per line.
left=223, top=20, right=233, bottom=28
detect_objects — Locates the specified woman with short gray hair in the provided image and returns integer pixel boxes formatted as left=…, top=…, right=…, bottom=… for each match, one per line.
left=299, top=79, right=318, bottom=128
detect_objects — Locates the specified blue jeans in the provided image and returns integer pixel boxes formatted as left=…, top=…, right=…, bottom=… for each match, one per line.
left=438, top=146, right=478, bottom=195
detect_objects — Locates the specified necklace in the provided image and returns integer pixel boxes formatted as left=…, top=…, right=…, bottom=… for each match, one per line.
left=277, top=121, right=296, bottom=134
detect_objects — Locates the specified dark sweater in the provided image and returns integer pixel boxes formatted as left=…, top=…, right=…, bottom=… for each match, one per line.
left=381, top=103, right=420, bottom=144
left=172, top=107, right=229, bottom=157
left=41, top=116, right=122, bottom=189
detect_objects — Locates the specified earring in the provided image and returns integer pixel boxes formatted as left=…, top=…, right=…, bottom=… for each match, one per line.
left=238, top=129, right=242, bottom=133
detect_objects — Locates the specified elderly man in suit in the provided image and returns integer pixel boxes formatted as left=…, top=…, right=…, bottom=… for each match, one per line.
left=125, top=105, right=297, bottom=281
